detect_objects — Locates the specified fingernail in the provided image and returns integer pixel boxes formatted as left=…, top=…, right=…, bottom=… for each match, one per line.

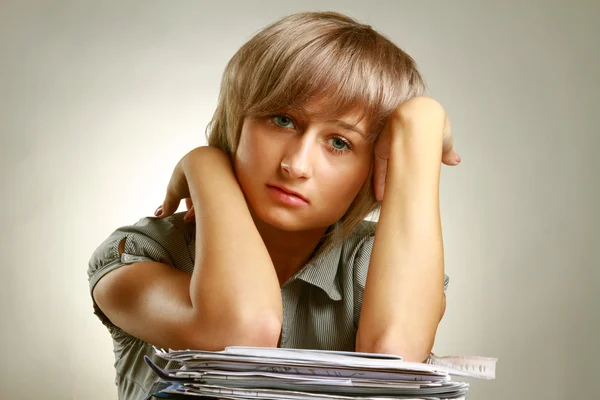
left=154, top=206, right=163, bottom=217
left=455, top=153, right=461, bottom=163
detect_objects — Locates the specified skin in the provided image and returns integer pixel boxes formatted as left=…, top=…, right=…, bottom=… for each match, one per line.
left=94, top=95, right=457, bottom=357
left=232, top=108, right=375, bottom=284
left=181, top=99, right=458, bottom=287
left=357, top=97, right=454, bottom=361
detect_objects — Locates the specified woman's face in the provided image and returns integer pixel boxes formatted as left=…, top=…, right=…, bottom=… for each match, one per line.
left=233, top=105, right=374, bottom=232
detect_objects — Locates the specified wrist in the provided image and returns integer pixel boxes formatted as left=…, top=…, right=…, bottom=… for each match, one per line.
left=183, top=146, right=230, bottom=172
left=391, top=96, right=446, bottom=127
left=388, top=99, right=446, bottom=159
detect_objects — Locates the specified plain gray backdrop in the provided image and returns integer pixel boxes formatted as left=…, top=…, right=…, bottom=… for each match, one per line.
left=0, top=0, right=598, bottom=399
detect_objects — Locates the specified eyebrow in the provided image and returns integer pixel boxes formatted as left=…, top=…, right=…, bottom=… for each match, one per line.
left=327, top=119, right=366, bottom=137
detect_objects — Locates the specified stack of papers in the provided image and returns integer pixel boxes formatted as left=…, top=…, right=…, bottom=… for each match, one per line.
left=145, top=346, right=496, bottom=399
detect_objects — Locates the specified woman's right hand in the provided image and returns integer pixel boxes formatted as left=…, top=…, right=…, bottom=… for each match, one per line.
left=154, top=147, right=205, bottom=221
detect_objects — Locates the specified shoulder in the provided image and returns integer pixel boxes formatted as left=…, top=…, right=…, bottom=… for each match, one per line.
left=342, top=219, right=377, bottom=262
left=88, top=212, right=193, bottom=281
left=123, top=211, right=193, bottom=250
left=88, top=212, right=194, bottom=334
left=340, top=219, right=376, bottom=287
left=125, top=212, right=193, bottom=244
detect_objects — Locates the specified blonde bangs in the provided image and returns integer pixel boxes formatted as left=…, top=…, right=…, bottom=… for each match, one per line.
left=237, top=15, right=427, bottom=142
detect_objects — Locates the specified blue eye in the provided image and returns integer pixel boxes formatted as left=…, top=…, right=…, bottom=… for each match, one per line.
left=273, top=115, right=295, bottom=129
left=330, top=138, right=348, bottom=150
left=327, top=137, right=352, bottom=155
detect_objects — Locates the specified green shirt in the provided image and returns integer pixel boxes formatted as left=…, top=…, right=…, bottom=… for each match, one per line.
left=88, top=212, right=449, bottom=399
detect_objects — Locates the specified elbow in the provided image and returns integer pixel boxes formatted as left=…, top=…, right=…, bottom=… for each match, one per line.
left=235, top=312, right=282, bottom=347
left=356, top=331, right=434, bottom=363
left=186, top=310, right=282, bottom=350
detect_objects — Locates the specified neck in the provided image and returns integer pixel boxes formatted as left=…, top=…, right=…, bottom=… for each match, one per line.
left=251, top=211, right=328, bottom=286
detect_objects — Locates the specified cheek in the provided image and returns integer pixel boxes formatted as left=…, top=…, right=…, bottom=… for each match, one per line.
left=233, top=129, right=255, bottom=193
left=236, top=124, right=275, bottom=168
left=320, top=161, right=371, bottom=207
left=235, top=127, right=261, bottom=172
left=235, top=128, right=252, bottom=166
left=234, top=126, right=277, bottom=194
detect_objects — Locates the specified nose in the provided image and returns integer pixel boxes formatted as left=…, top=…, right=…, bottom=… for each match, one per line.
left=280, top=135, right=314, bottom=179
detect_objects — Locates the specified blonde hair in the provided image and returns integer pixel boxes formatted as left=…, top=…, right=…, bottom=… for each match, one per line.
left=206, top=11, right=427, bottom=256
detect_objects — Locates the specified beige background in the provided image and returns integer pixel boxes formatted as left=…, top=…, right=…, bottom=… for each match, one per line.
left=1, top=0, right=598, bottom=399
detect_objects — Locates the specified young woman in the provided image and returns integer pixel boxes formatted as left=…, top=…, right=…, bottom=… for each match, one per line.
left=88, top=11, right=459, bottom=400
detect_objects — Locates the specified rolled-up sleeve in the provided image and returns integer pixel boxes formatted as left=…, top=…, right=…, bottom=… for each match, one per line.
left=87, top=216, right=179, bottom=332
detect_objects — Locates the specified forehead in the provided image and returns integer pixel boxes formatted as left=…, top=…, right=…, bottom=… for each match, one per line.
left=291, top=95, right=372, bottom=129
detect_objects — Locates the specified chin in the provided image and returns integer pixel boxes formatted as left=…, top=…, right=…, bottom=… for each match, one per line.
left=252, top=202, right=342, bottom=233
left=253, top=205, right=311, bottom=231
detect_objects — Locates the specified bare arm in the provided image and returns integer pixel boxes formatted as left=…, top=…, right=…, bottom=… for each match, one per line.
left=93, top=146, right=282, bottom=350
left=356, top=98, right=447, bottom=362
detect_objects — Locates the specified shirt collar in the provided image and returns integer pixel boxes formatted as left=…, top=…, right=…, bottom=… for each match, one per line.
left=293, top=243, right=343, bottom=301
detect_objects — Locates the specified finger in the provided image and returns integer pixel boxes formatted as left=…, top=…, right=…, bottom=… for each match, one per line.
left=185, top=197, right=193, bottom=210
left=184, top=206, right=195, bottom=221
left=161, top=169, right=186, bottom=217
left=160, top=196, right=181, bottom=217
left=442, top=150, right=461, bottom=166
left=160, top=183, right=182, bottom=217
left=441, top=117, right=459, bottom=166
left=373, top=154, right=387, bottom=201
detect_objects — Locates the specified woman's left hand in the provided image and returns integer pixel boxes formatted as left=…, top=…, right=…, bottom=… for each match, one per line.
left=373, top=97, right=460, bottom=201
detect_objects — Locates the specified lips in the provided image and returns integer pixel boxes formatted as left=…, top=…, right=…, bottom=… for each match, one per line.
left=267, top=184, right=310, bottom=203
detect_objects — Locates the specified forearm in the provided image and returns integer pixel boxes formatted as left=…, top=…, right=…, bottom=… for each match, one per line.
left=185, top=147, right=283, bottom=347
left=357, top=105, right=446, bottom=362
